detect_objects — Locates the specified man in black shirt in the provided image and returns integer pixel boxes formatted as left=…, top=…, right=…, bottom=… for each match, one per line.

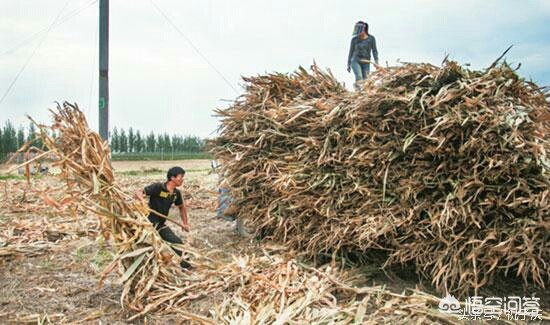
left=135, top=166, right=192, bottom=269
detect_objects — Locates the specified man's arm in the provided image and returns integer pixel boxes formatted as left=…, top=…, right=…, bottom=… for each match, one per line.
left=135, top=188, right=146, bottom=201
left=175, top=191, right=190, bottom=232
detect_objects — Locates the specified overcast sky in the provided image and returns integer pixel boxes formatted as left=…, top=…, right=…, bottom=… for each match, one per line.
left=1, top=0, right=549, bottom=138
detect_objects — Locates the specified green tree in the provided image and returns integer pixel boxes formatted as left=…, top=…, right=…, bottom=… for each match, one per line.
left=17, top=127, right=25, bottom=149
left=163, top=133, right=171, bottom=152
left=2, top=121, right=17, bottom=153
left=157, top=134, right=164, bottom=153
left=128, top=127, right=135, bottom=153
left=171, top=135, right=180, bottom=151
left=110, top=127, right=120, bottom=152
left=146, top=132, right=156, bottom=152
left=182, top=135, right=202, bottom=152
left=27, top=123, right=36, bottom=142
left=26, top=122, right=43, bottom=148
left=119, top=129, right=128, bottom=153
left=135, top=130, right=143, bottom=153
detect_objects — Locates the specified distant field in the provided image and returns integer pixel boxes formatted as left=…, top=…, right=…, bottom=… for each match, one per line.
left=110, top=152, right=212, bottom=161
left=111, top=159, right=212, bottom=174
left=0, top=159, right=213, bottom=177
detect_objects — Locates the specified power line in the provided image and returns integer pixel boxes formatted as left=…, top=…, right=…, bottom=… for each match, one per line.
left=0, top=0, right=73, bottom=106
left=0, top=0, right=97, bottom=57
left=148, top=0, right=239, bottom=95
left=0, top=0, right=98, bottom=58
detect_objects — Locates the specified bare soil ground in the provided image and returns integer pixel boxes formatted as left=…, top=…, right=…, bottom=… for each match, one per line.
left=110, top=160, right=212, bottom=173
left=0, top=160, right=548, bottom=324
left=0, top=160, right=250, bottom=324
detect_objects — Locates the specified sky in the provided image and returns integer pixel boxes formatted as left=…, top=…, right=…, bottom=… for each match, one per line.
left=1, top=0, right=549, bottom=138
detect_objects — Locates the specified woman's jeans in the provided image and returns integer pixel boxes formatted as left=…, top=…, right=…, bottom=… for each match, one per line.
left=351, top=58, right=370, bottom=81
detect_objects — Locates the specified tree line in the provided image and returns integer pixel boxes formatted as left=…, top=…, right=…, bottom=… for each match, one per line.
left=0, top=121, right=45, bottom=160
left=110, top=127, right=205, bottom=153
left=0, top=120, right=206, bottom=160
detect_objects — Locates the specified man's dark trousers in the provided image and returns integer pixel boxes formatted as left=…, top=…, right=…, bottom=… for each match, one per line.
left=155, top=223, right=183, bottom=256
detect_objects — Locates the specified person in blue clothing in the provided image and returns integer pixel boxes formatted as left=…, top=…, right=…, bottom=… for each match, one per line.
left=347, top=21, right=379, bottom=89
left=211, top=160, right=248, bottom=237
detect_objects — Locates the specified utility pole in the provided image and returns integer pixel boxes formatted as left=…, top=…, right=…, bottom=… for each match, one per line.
left=98, top=0, right=109, bottom=141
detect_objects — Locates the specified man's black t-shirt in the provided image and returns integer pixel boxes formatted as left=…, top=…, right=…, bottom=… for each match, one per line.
left=144, top=182, right=183, bottom=225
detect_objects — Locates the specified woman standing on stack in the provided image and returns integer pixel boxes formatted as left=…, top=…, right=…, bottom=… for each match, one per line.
left=347, top=21, right=379, bottom=89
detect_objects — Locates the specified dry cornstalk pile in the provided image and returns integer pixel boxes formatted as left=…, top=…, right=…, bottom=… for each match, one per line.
left=0, top=181, right=90, bottom=258
left=11, top=102, right=477, bottom=323
left=213, top=61, right=550, bottom=295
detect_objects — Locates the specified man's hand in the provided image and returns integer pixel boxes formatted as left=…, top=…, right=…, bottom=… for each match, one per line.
left=181, top=223, right=190, bottom=232
left=135, top=189, right=146, bottom=202
left=347, top=65, right=351, bottom=73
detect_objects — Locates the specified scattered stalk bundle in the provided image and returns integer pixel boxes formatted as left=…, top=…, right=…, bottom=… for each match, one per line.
left=0, top=180, right=87, bottom=258
left=11, top=102, right=482, bottom=323
left=213, top=61, right=550, bottom=295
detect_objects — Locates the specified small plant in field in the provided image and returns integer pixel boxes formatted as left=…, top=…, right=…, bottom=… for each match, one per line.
left=92, top=247, right=113, bottom=269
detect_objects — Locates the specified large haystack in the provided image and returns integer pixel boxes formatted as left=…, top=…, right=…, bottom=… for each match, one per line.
left=213, top=61, right=550, bottom=295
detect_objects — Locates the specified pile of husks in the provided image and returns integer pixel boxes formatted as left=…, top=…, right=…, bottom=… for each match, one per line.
left=213, top=62, right=550, bottom=295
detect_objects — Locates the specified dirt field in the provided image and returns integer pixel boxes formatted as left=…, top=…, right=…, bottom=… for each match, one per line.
left=0, top=159, right=212, bottom=176
left=110, top=160, right=212, bottom=173
left=0, top=159, right=548, bottom=324
left=0, top=160, right=254, bottom=324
